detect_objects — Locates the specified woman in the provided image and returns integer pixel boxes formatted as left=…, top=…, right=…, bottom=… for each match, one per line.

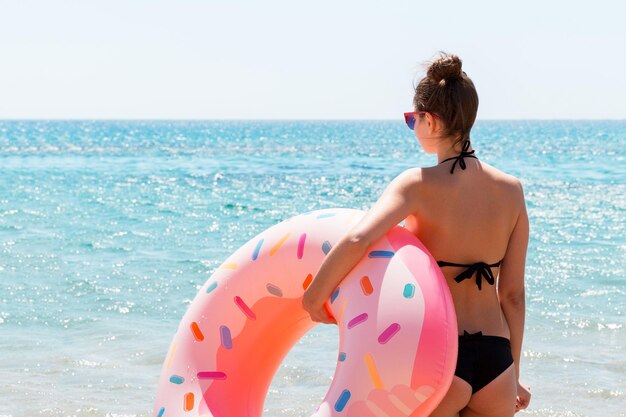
left=302, top=52, right=531, bottom=417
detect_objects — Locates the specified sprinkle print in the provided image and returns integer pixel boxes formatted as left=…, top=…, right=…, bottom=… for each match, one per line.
left=403, top=283, right=415, bottom=298
left=360, top=276, right=373, bottom=295
left=206, top=282, right=218, bottom=293
left=165, top=342, right=178, bottom=370
left=169, top=375, right=184, bottom=384
left=234, top=296, right=256, bottom=320
left=347, top=313, right=368, bottom=329
left=302, top=273, right=314, bottom=290
left=220, top=325, right=232, bottom=349
left=322, top=240, right=332, bottom=255
left=335, top=389, right=351, bottom=412
left=364, top=353, right=383, bottom=389
left=190, top=322, right=204, bottom=342
left=252, top=239, right=264, bottom=260
left=378, top=323, right=401, bottom=344
left=269, top=232, right=291, bottom=256
left=197, top=371, right=227, bottom=380
left=368, top=250, right=394, bottom=258
left=339, top=299, right=349, bottom=322
left=266, top=283, right=283, bottom=297
left=331, top=288, right=340, bottom=303
left=183, top=392, right=194, bottom=411
left=297, top=233, right=306, bottom=259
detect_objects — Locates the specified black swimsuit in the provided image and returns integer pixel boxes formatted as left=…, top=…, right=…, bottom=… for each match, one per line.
left=437, top=141, right=514, bottom=394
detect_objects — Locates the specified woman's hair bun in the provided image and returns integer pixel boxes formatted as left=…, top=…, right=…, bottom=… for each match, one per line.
left=426, top=52, right=463, bottom=84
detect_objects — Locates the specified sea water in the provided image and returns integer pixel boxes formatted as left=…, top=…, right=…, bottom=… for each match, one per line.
left=0, top=120, right=624, bottom=417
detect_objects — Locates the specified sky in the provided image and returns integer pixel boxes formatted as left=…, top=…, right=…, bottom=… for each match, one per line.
left=1, top=0, right=625, bottom=120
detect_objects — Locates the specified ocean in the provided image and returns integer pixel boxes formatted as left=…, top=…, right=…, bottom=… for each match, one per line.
left=0, top=120, right=624, bottom=417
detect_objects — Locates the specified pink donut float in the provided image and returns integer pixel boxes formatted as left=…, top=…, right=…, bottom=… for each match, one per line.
left=154, top=208, right=457, bottom=417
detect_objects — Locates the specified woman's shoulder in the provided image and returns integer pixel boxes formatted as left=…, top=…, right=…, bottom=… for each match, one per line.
left=385, top=168, right=427, bottom=201
left=479, top=162, right=526, bottom=208
left=480, top=162, right=524, bottom=191
left=392, top=167, right=423, bottom=183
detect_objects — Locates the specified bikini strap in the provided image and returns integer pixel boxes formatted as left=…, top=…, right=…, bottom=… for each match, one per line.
left=439, top=140, right=477, bottom=174
left=437, top=259, right=503, bottom=290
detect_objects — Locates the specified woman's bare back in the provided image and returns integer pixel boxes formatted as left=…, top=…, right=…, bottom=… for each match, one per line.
left=404, top=158, right=525, bottom=338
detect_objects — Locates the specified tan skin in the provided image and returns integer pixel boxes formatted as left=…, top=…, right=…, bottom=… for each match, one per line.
left=302, top=112, right=531, bottom=416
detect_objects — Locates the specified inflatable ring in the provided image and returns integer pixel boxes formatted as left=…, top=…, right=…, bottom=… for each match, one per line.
left=154, top=208, right=457, bottom=417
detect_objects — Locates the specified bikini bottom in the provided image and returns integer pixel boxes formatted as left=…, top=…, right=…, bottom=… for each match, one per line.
left=454, top=330, right=514, bottom=394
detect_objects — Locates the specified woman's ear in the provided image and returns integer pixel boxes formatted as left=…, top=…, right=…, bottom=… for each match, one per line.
left=425, top=113, right=437, bottom=134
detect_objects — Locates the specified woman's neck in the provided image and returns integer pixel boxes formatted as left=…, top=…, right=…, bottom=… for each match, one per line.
left=436, top=139, right=474, bottom=164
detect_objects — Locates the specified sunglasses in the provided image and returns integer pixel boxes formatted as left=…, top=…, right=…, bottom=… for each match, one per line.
left=403, top=111, right=436, bottom=130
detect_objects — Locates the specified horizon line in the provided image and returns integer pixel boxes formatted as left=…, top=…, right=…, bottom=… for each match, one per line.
left=1, top=118, right=625, bottom=122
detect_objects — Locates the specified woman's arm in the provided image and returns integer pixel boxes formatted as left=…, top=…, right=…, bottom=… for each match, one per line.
left=498, top=180, right=529, bottom=380
left=302, top=168, right=422, bottom=323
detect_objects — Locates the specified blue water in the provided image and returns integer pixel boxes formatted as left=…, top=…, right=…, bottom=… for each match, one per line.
left=0, top=120, right=624, bottom=417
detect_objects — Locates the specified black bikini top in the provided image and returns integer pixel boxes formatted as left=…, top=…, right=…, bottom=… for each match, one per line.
left=437, top=260, right=503, bottom=290
left=439, top=140, right=477, bottom=174
left=437, top=139, right=501, bottom=290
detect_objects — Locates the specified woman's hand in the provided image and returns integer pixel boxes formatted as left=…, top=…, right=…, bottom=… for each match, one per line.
left=515, top=381, right=531, bottom=412
left=302, top=290, right=337, bottom=325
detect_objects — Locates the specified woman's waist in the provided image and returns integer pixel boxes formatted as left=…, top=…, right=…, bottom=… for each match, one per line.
left=453, top=301, right=511, bottom=339
left=457, top=330, right=511, bottom=346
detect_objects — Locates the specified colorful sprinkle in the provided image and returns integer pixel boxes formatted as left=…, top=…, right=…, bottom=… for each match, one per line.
left=364, top=352, right=383, bottom=389
left=169, top=375, right=184, bottom=384
left=221, top=263, right=237, bottom=270
left=206, top=282, right=218, bottom=293
left=302, top=273, right=314, bottom=290
left=157, top=407, right=165, bottom=417
left=234, top=296, right=256, bottom=320
left=197, top=371, right=227, bottom=380
left=252, top=239, right=264, bottom=260
left=297, top=233, right=306, bottom=259
left=339, top=299, right=349, bottom=322
left=190, top=322, right=204, bottom=342
left=266, top=283, right=283, bottom=297
left=322, top=240, right=332, bottom=254
left=347, top=313, right=368, bottom=329
left=338, top=352, right=347, bottom=362
left=403, top=283, right=415, bottom=298
left=378, top=323, right=401, bottom=344
left=368, top=250, right=394, bottom=258
left=270, top=232, right=291, bottom=256
left=360, top=276, right=373, bottom=295
left=184, top=392, right=194, bottom=411
left=317, top=212, right=336, bottom=219
left=330, top=288, right=340, bottom=304
left=165, top=342, right=178, bottom=370
left=334, top=389, right=351, bottom=412
left=220, top=325, right=232, bottom=349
